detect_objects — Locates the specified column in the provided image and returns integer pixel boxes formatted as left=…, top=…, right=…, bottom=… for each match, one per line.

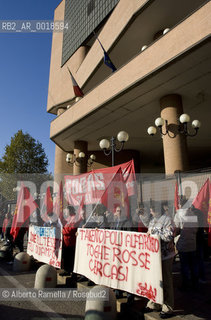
left=73, top=141, right=88, bottom=175
left=160, top=94, right=189, bottom=174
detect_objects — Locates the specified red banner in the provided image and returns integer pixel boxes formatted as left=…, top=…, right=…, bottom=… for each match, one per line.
left=11, top=183, right=38, bottom=240
left=64, top=160, right=136, bottom=208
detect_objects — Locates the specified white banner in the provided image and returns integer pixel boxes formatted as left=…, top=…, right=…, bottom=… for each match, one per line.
left=74, top=229, right=163, bottom=304
left=27, top=225, right=62, bottom=269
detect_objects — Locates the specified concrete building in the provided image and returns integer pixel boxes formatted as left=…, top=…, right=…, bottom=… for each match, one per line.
left=47, top=0, right=211, bottom=177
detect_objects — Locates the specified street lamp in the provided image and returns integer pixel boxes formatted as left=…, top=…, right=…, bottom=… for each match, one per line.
left=147, top=113, right=201, bottom=138
left=99, top=131, right=129, bottom=167
left=66, top=152, right=96, bottom=166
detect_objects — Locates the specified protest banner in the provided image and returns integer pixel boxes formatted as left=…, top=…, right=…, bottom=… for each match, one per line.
left=27, top=225, right=62, bottom=268
left=64, top=160, right=136, bottom=208
left=74, top=228, right=163, bottom=304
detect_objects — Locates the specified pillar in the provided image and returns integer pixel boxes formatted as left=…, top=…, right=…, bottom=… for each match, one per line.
left=73, top=140, right=88, bottom=175
left=160, top=94, right=189, bottom=175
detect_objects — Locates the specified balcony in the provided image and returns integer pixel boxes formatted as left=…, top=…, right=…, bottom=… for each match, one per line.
left=50, top=1, right=211, bottom=169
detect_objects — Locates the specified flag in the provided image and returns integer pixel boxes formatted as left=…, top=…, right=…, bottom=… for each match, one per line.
left=208, top=191, right=211, bottom=247
left=97, top=38, right=117, bottom=72
left=10, top=184, right=38, bottom=241
left=41, top=186, right=54, bottom=218
left=192, top=178, right=210, bottom=214
left=208, top=192, right=211, bottom=230
left=78, top=196, right=85, bottom=220
left=67, top=67, right=84, bottom=97
left=101, top=167, right=130, bottom=217
left=174, top=182, right=179, bottom=211
left=192, top=178, right=211, bottom=247
left=10, top=185, right=24, bottom=241
left=54, top=182, right=64, bottom=224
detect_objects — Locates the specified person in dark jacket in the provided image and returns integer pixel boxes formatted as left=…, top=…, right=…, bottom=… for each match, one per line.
left=192, top=205, right=206, bottom=283
left=109, top=205, right=132, bottom=231
left=59, top=206, right=79, bottom=281
left=109, top=205, right=134, bottom=304
left=174, top=205, right=198, bottom=290
left=5, top=212, right=14, bottom=244
left=2, top=213, right=9, bottom=241
left=0, top=210, right=5, bottom=240
left=43, top=211, right=60, bottom=228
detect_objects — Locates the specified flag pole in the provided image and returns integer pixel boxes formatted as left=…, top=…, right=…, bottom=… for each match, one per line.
left=84, top=168, right=124, bottom=226
left=175, top=170, right=183, bottom=201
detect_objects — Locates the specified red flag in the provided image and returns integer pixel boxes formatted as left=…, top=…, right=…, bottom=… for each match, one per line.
left=45, top=186, right=54, bottom=213
left=42, top=186, right=53, bottom=216
left=101, top=168, right=130, bottom=218
left=192, top=178, right=210, bottom=214
left=54, top=182, right=64, bottom=224
left=206, top=181, right=211, bottom=246
left=208, top=191, right=211, bottom=247
left=78, top=196, right=85, bottom=220
left=174, top=182, right=179, bottom=211
left=67, top=67, right=84, bottom=97
left=192, top=178, right=211, bottom=247
left=10, top=184, right=38, bottom=240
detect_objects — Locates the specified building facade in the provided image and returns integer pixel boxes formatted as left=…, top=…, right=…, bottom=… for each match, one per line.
left=47, top=0, right=211, bottom=177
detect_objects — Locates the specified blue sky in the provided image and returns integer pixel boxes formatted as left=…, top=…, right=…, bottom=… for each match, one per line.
left=0, top=0, right=62, bottom=174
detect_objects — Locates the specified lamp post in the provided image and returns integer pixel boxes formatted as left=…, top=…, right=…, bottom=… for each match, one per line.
left=66, top=152, right=96, bottom=167
left=147, top=113, right=201, bottom=138
left=99, top=131, right=129, bottom=167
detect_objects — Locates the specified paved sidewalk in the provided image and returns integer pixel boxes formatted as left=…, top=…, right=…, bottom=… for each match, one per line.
left=124, top=258, right=211, bottom=320
left=1, top=240, right=210, bottom=320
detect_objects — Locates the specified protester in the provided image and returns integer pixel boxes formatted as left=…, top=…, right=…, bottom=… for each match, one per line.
left=136, top=203, right=148, bottom=233
left=78, top=206, right=86, bottom=228
left=43, top=211, right=61, bottom=228
left=110, top=205, right=134, bottom=304
left=5, top=212, right=14, bottom=244
left=0, top=210, right=5, bottom=241
left=174, top=203, right=199, bottom=290
left=109, top=205, right=132, bottom=231
left=137, top=201, right=175, bottom=319
left=2, top=212, right=9, bottom=241
left=81, top=204, right=109, bottom=229
left=13, top=223, right=28, bottom=252
left=93, top=204, right=109, bottom=229
left=191, top=205, right=206, bottom=283
left=2, top=212, right=15, bottom=264
left=77, top=204, right=106, bottom=285
left=30, top=209, right=43, bottom=227
left=59, top=205, right=78, bottom=284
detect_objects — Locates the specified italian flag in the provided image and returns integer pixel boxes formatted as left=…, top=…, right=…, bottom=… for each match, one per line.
left=67, top=67, right=84, bottom=97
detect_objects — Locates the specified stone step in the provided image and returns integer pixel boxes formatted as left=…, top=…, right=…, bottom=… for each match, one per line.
left=57, top=274, right=77, bottom=287
left=144, top=312, right=182, bottom=320
left=77, top=280, right=95, bottom=290
left=57, top=278, right=195, bottom=320
left=116, top=297, right=128, bottom=313
left=57, top=274, right=67, bottom=285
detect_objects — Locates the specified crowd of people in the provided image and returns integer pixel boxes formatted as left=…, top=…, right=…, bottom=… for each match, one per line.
left=0, top=198, right=208, bottom=319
